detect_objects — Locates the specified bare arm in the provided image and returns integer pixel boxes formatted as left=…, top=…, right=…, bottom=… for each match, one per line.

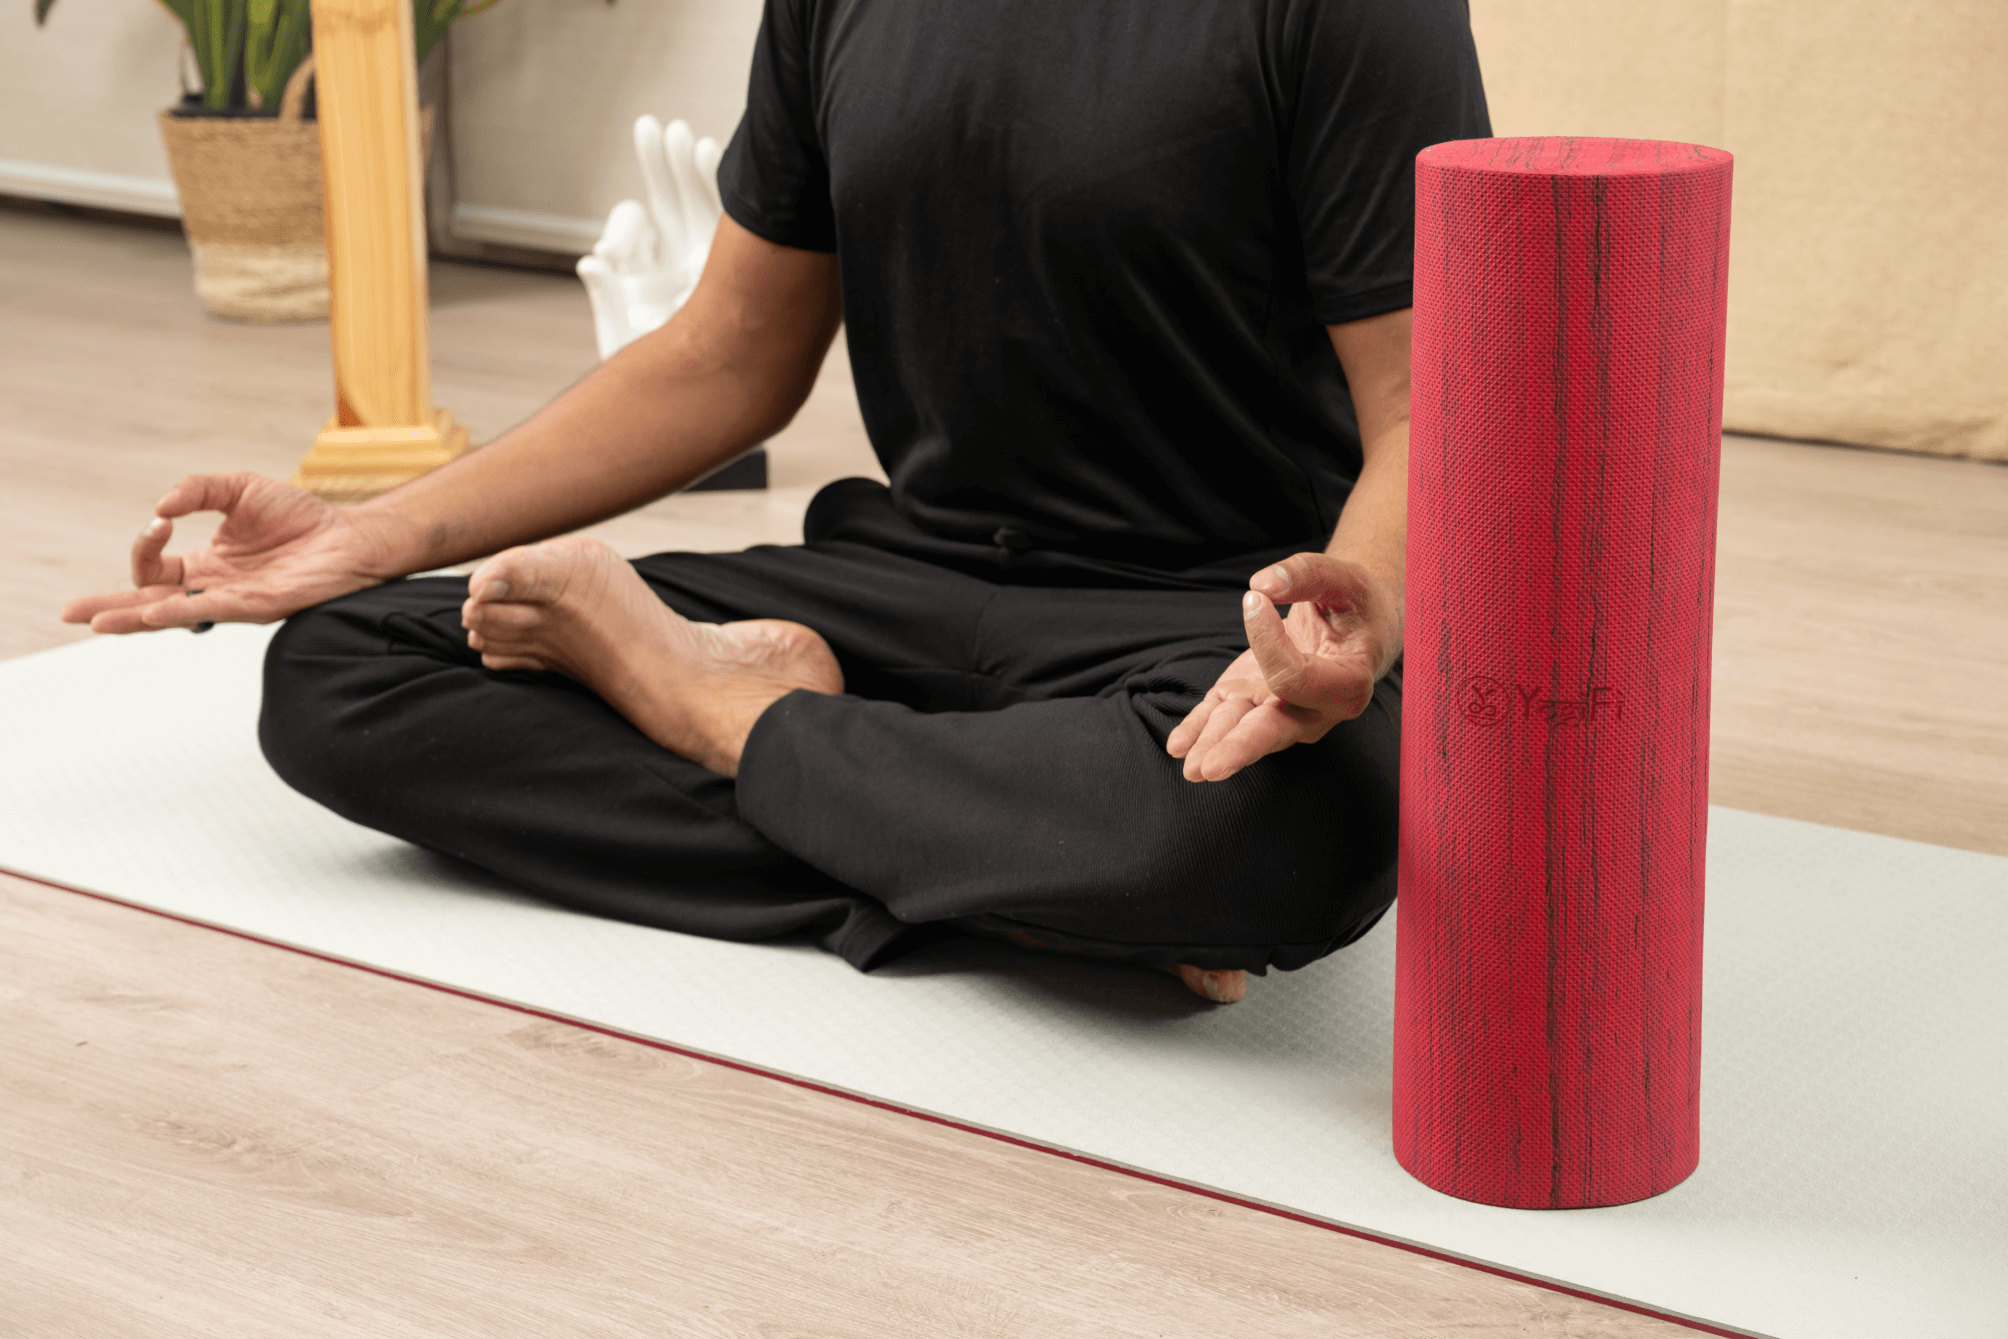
left=1167, top=306, right=1411, bottom=780
left=360, top=216, right=843, bottom=573
left=1283, top=304, right=1409, bottom=674
left=63, top=217, right=840, bottom=633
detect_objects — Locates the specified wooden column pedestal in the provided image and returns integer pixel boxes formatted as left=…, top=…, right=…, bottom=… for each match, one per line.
left=293, top=0, right=470, bottom=501
left=295, top=409, right=469, bottom=502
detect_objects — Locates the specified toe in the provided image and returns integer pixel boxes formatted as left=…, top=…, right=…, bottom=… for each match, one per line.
left=1175, top=964, right=1247, bottom=1004
left=466, top=548, right=530, bottom=604
left=481, top=653, right=549, bottom=673
left=469, top=602, right=547, bottom=637
left=469, top=543, right=581, bottom=606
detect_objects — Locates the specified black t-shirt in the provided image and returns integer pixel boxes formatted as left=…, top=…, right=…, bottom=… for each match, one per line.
left=720, top=0, right=1489, bottom=588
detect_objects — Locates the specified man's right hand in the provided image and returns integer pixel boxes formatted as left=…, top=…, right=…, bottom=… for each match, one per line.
left=61, top=473, right=412, bottom=634
left=62, top=219, right=843, bottom=639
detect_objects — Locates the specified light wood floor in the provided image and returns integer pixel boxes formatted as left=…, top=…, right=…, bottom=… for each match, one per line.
left=3, top=204, right=2004, bottom=1338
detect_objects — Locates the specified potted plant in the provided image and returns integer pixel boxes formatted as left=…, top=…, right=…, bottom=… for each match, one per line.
left=33, top=0, right=491, bottom=322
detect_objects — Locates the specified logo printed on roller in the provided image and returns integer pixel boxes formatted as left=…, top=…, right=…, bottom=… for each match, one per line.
left=1460, top=675, right=1624, bottom=727
left=1458, top=675, right=1505, bottom=725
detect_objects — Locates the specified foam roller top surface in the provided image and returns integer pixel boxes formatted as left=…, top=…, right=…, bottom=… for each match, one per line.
left=1419, top=135, right=1734, bottom=178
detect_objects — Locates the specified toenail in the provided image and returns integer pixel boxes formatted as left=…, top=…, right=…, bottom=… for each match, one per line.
left=485, top=580, right=509, bottom=599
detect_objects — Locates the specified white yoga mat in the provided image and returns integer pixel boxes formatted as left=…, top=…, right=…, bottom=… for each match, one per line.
left=2, top=623, right=2004, bottom=1339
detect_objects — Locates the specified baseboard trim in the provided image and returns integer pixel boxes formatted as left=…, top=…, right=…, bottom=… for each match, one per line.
left=450, top=203, right=602, bottom=256
left=1, top=174, right=627, bottom=269
left=0, top=160, right=181, bottom=217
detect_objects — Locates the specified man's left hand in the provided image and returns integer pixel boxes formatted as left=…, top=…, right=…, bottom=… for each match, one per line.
left=1168, top=553, right=1400, bottom=782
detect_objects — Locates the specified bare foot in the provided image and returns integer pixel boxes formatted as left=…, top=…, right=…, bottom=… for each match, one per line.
left=1000, top=929, right=1246, bottom=1004
left=461, top=536, right=841, bottom=776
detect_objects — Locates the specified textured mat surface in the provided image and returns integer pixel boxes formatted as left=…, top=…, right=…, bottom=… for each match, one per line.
left=2, top=624, right=2004, bottom=1338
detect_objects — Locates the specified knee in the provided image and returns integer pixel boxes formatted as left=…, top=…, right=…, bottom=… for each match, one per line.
left=258, top=603, right=370, bottom=805
left=1238, top=835, right=1397, bottom=962
left=1139, top=719, right=1401, bottom=952
left=257, top=581, right=466, bottom=805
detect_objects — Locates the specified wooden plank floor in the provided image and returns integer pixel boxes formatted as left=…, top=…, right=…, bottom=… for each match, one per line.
left=3, top=202, right=2004, bottom=1337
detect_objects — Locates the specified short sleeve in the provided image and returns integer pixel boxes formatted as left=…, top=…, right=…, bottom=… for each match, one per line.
left=1283, top=0, right=1491, bottom=325
left=718, top=0, right=838, bottom=253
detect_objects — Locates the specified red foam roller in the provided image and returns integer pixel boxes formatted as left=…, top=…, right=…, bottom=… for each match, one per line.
left=1394, top=137, right=1733, bottom=1209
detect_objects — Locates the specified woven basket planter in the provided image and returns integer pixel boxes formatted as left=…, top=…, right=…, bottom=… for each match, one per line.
left=157, top=61, right=432, bottom=324
left=157, top=61, right=327, bottom=323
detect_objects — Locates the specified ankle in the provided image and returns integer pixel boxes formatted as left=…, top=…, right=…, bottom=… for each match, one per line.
left=689, top=680, right=804, bottom=778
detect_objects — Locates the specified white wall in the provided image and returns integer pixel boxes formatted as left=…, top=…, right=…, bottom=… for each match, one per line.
left=0, top=0, right=765, bottom=245
left=443, top=0, right=763, bottom=254
left=0, top=0, right=186, bottom=213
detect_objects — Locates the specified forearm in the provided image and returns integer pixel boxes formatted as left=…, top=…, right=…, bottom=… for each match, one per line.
left=1321, top=423, right=1407, bottom=678
left=1316, top=307, right=1412, bottom=680
left=348, top=221, right=842, bottom=577
left=344, top=327, right=813, bottom=576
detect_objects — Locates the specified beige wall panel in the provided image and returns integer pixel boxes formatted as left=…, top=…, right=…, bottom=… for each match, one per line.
left=446, top=0, right=761, bottom=250
left=0, top=2, right=184, bottom=211
left=1469, top=0, right=1726, bottom=147
left=1722, top=0, right=2008, bottom=461
left=1472, top=0, right=2008, bottom=461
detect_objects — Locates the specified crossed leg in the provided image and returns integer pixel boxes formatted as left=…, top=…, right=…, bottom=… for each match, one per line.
left=458, top=536, right=1249, bottom=1002
left=459, top=536, right=840, bottom=778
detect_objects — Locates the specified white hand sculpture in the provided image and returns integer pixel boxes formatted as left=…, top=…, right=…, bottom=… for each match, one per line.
left=577, top=116, right=724, bottom=361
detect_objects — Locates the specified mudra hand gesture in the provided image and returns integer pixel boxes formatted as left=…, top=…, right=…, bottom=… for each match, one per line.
left=59, top=474, right=398, bottom=633
left=1169, top=552, right=1401, bottom=783
left=576, top=116, right=725, bottom=361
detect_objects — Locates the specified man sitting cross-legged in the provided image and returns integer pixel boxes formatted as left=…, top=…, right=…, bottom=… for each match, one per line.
left=64, top=0, right=1490, bottom=1003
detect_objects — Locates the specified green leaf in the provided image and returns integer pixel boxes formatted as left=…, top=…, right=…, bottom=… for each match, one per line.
left=242, top=0, right=308, bottom=112
left=261, top=0, right=312, bottom=112
left=191, top=0, right=250, bottom=111
left=188, top=0, right=215, bottom=107
left=243, top=0, right=279, bottom=101
left=33, top=0, right=58, bottom=27
left=412, top=0, right=460, bottom=66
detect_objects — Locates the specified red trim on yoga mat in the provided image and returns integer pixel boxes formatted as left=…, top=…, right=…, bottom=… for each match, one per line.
left=6, top=865, right=1768, bottom=1339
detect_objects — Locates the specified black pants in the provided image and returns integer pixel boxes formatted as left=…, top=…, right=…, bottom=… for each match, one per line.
left=259, top=539, right=1402, bottom=973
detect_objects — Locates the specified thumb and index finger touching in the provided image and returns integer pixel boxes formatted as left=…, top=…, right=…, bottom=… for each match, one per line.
left=1247, top=551, right=1380, bottom=610
left=137, top=473, right=261, bottom=591
left=130, top=514, right=183, bottom=591
left=63, top=473, right=258, bottom=632
left=1240, top=589, right=1313, bottom=704
left=1240, top=552, right=1384, bottom=706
